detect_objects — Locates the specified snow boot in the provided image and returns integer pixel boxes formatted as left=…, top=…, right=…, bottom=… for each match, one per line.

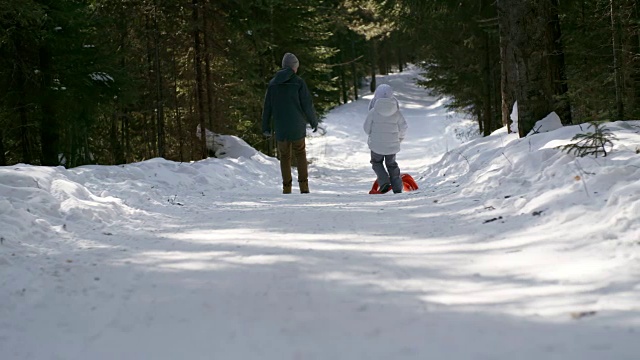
left=283, top=181, right=292, bottom=194
left=299, top=180, right=310, bottom=194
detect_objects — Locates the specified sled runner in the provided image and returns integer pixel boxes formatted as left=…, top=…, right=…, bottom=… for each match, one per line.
left=369, top=173, right=419, bottom=194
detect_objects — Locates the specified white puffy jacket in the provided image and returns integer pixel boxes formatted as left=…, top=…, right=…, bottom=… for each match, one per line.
left=363, top=97, right=408, bottom=155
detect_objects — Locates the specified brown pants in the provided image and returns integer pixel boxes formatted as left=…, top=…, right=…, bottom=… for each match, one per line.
left=277, top=138, right=308, bottom=188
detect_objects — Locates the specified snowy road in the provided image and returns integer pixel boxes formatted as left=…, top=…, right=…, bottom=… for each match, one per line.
left=1, top=68, right=639, bottom=359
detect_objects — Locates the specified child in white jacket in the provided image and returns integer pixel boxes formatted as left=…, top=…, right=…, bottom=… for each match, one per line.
left=364, top=84, right=408, bottom=193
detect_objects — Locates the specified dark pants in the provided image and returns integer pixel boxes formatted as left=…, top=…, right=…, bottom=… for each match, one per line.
left=370, top=151, right=402, bottom=193
left=278, top=139, right=308, bottom=191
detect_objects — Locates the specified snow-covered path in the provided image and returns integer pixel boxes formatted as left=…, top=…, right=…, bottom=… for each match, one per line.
left=1, top=68, right=639, bottom=359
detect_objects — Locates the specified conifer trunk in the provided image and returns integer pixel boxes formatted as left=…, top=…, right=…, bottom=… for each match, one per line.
left=173, top=52, right=184, bottom=162
left=497, top=0, right=571, bottom=137
left=203, top=1, right=215, bottom=133
left=480, top=0, right=494, bottom=136
left=370, top=40, right=377, bottom=93
left=548, top=0, right=572, bottom=125
left=0, top=130, right=6, bottom=166
left=351, top=38, right=359, bottom=100
left=340, top=66, right=348, bottom=104
left=192, top=0, right=207, bottom=159
left=631, top=0, right=640, bottom=116
left=153, top=1, right=166, bottom=158
left=481, top=31, right=493, bottom=136
left=611, top=0, right=624, bottom=119
left=110, top=112, right=124, bottom=164
left=145, top=16, right=157, bottom=157
left=38, top=45, right=59, bottom=166
left=498, top=1, right=517, bottom=132
left=16, top=64, right=32, bottom=164
left=123, top=113, right=130, bottom=163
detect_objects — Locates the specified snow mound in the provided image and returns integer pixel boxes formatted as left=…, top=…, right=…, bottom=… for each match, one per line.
left=0, top=140, right=279, bottom=252
left=528, top=112, right=563, bottom=136
left=214, top=134, right=261, bottom=159
left=196, top=125, right=260, bottom=158
left=422, top=120, right=640, bottom=242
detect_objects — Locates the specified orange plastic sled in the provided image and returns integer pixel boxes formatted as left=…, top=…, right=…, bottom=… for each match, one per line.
left=369, top=173, right=419, bottom=194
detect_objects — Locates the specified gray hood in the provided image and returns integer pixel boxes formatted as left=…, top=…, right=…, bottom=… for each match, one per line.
left=270, top=68, right=295, bottom=85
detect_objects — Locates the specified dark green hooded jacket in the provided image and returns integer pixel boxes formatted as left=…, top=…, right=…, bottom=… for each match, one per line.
left=262, top=67, right=318, bottom=141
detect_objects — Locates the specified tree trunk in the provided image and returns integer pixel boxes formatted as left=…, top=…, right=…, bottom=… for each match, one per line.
left=67, top=120, right=75, bottom=168
left=475, top=108, right=484, bottom=134
left=38, top=45, right=59, bottom=166
left=351, top=38, right=359, bottom=100
left=630, top=0, right=640, bottom=117
left=110, top=112, right=124, bottom=164
left=189, top=90, right=196, bottom=160
left=123, top=112, right=130, bottom=163
left=548, top=0, right=572, bottom=125
left=173, top=51, right=184, bottom=162
left=19, top=106, right=31, bottom=164
left=498, top=2, right=517, bottom=132
left=192, top=0, right=207, bottom=159
left=116, top=22, right=129, bottom=164
left=378, top=39, right=388, bottom=75
left=482, top=31, right=493, bottom=136
left=143, top=113, right=152, bottom=159
left=117, top=88, right=130, bottom=163
left=497, top=0, right=571, bottom=137
left=83, top=122, right=91, bottom=165
left=145, top=15, right=157, bottom=158
left=340, top=64, right=348, bottom=104
left=611, top=0, right=624, bottom=119
left=153, top=1, right=166, bottom=158
left=339, top=47, right=348, bottom=103
left=16, top=69, right=32, bottom=164
left=370, top=40, right=377, bottom=93
left=203, top=1, right=215, bottom=133
left=0, top=130, right=6, bottom=166
left=480, top=0, right=494, bottom=136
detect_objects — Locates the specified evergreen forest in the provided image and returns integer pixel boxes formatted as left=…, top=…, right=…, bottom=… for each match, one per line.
left=2, top=0, right=639, bottom=167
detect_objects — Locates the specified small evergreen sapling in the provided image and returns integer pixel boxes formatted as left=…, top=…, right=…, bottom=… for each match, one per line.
left=558, top=122, right=617, bottom=157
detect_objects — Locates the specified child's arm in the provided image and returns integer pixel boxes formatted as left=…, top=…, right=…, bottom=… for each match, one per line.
left=398, top=112, right=408, bottom=141
left=363, top=111, right=373, bottom=135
